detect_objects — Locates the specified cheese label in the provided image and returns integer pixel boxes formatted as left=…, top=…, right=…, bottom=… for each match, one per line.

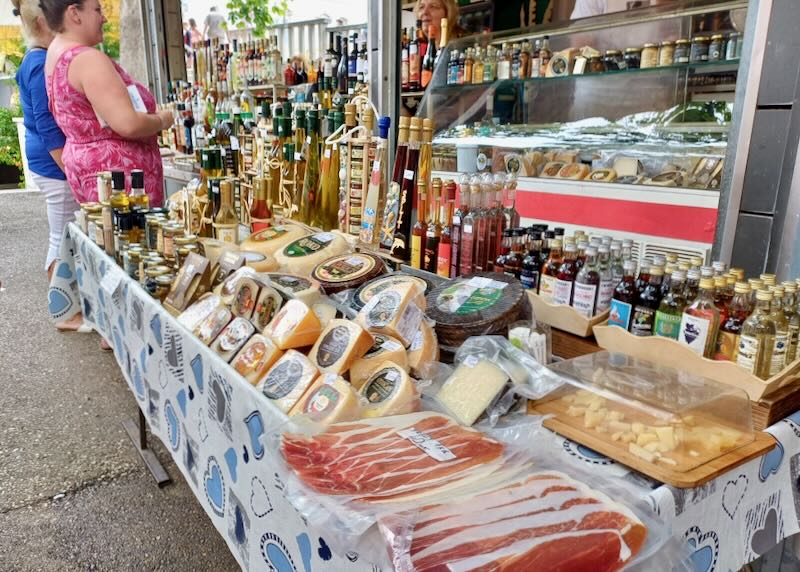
left=410, top=329, right=424, bottom=352
left=232, top=281, right=258, bottom=318
left=363, top=367, right=401, bottom=403
left=250, top=226, right=288, bottom=242
left=396, top=303, right=424, bottom=345
left=303, top=384, right=342, bottom=415
left=196, top=307, right=232, bottom=345
left=364, top=291, right=402, bottom=327
left=436, top=283, right=503, bottom=315
left=397, top=427, right=456, bottom=462
left=218, top=319, right=253, bottom=352
left=262, top=358, right=306, bottom=399
left=270, top=303, right=308, bottom=339
left=253, top=290, right=281, bottom=330
left=358, top=275, right=427, bottom=307
left=283, top=233, right=334, bottom=258
left=268, top=274, right=313, bottom=293
left=315, top=325, right=352, bottom=367
left=234, top=339, right=271, bottom=375
left=314, top=254, right=375, bottom=283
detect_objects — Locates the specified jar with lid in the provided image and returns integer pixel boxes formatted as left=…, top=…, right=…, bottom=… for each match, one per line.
left=145, top=265, right=173, bottom=297
left=586, top=55, right=605, bottom=74
left=145, top=216, right=163, bottom=251
left=124, top=247, right=143, bottom=279
left=725, top=32, right=739, bottom=60
left=140, top=254, right=166, bottom=285
left=175, top=244, right=200, bottom=269
left=156, top=219, right=169, bottom=255
left=114, top=212, right=132, bottom=265
left=603, top=50, right=623, bottom=71
left=641, top=43, right=658, bottom=69
left=674, top=39, right=691, bottom=64
left=154, top=274, right=175, bottom=302
left=658, top=41, right=674, bottom=66
left=87, top=214, right=102, bottom=243
left=95, top=220, right=105, bottom=248
left=162, top=223, right=184, bottom=261
left=623, top=47, right=642, bottom=69
left=690, top=36, right=710, bottom=63
left=708, top=34, right=724, bottom=62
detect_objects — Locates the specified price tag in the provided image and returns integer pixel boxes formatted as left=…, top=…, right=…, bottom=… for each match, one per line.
left=403, top=169, right=415, bottom=181
left=100, top=265, right=124, bottom=296
left=230, top=136, right=240, bottom=151
left=463, top=355, right=480, bottom=368
left=397, top=427, right=456, bottom=462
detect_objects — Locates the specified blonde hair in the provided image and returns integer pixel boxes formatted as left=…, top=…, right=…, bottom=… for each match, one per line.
left=11, top=0, right=53, bottom=48
left=415, top=0, right=466, bottom=39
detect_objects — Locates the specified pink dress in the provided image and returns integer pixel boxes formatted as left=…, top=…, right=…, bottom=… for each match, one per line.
left=47, top=46, right=164, bottom=207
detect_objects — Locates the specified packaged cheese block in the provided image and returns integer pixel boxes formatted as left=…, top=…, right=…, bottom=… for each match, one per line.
left=250, top=285, right=283, bottom=331
left=355, top=283, right=424, bottom=347
left=275, top=231, right=349, bottom=275
left=352, top=273, right=430, bottom=311
left=311, top=252, right=386, bottom=294
left=349, top=334, right=408, bottom=390
left=257, top=350, right=319, bottom=414
left=557, top=163, right=590, bottom=180
left=264, top=299, right=322, bottom=349
left=242, top=250, right=279, bottom=273
left=211, top=317, right=255, bottom=362
left=359, top=361, right=417, bottom=418
left=230, top=277, right=260, bottom=320
left=288, top=373, right=360, bottom=425
left=613, top=156, right=642, bottom=177
left=240, top=221, right=311, bottom=256
left=265, top=273, right=322, bottom=306
left=588, top=168, right=618, bottom=182
left=436, top=358, right=510, bottom=426
left=312, top=302, right=337, bottom=328
left=540, top=161, right=565, bottom=178
left=177, top=293, right=223, bottom=332
left=649, top=170, right=684, bottom=187
left=231, top=334, right=283, bottom=385
left=308, top=319, right=374, bottom=375
left=214, top=266, right=259, bottom=306
left=195, top=306, right=233, bottom=345
left=407, top=320, right=440, bottom=376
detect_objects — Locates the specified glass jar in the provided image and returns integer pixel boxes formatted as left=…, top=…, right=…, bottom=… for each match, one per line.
left=156, top=219, right=169, bottom=255
left=95, top=220, right=105, bottom=247
left=725, top=32, right=739, bottom=60
left=603, top=50, right=623, bottom=71
left=145, top=265, right=173, bottom=297
left=690, top=36, right=710, bottom=63
left=140, top=254, right=166, bottom=285
left=586, top=56, right=605, bottom=74
left=708, top=34, right=724, bottom=62
left=623, top=47, right=642, bottom=70
left=658, top=41, right=674, bottom=67
left=87, top=214, right=102, bottom=243
left=175, top=244, right=200, bottom=269
left=154, top=274, right=175, bottom=302
left=145, top=216, right=163, bottom=251
left=674, top=39, right=691, bottom=64
left=124, top=247, right=142, bottom=279
left=162, top=223, right=184, bottom=261
left=640, top=43, right=658, bottom=69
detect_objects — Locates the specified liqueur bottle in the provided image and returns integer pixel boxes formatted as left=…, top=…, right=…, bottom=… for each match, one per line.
left=360, top=115, right=390, bottom=246
left=410, top=181, right=428, bottom=269
left=317, top=112, right=342, bottom=230
left=572, top=246, right=600, bottom=318
left=596, top=244, right=615, bottom=313
left=421, top=25, right=436, bottom=89
left=520, top=231, right=541, bottom=291
left=299, top=110, right=320, bottom=225
left=678, top=277, right=720, bottom=357
left=213, top=179, right=239, bottom=244
left=713, top=275, right=731, bottom=327
left=503, top=228, right=524, bottom=279
left=714, top=281, right=752, bottom=361
left=635, top=261, right=651, bottom=297
left=738, top=290, right=776, bottom=379
left=389, top=117, right=422, bottom=260
left=401, top=28, right=410, bottom=91
left=685, top=267, right=701, bottom=302
left=609, top=259, right=638, bottom=330
left=436, top=180, right=455, bottom=278
left=458, top=176, right=478, bottom=277
left=424, top=178, right=442, bottom=273
left=631, top=266, right=664, bottom=337
left=553, top=242, right=578, bottom=306
left=338, top=37, right=349, bottom=94
left=783, top=282, right=800, bottom=364
left=538, top=238, right=563, bottom=303
left=472, top=175, right=490, bottom=272
left=291, top=108, right=307, bottom=216
left=654, top=269, right=687, bottom=340
left=129, top=169, right=149, bottom=209
left=409, top=25, right=421, bottom=91
left=769, top=285, right=789, bottom=375
left=380, top=116, right=410, bottom=250
left=495, top=229, right=512, bottom=277
left=250, top=176, right=271, bottom=233
left=450, top=175, right=470, bottom=278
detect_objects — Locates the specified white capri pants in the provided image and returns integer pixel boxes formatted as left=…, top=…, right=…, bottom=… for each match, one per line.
left=30, top=173, right=79, bottom=271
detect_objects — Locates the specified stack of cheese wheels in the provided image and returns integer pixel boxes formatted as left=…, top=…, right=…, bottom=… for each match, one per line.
left=311, top=252, right=387, bottom=294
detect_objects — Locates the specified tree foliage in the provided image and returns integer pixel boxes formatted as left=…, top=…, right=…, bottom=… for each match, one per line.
left=226, top=0, right=289, bottom=37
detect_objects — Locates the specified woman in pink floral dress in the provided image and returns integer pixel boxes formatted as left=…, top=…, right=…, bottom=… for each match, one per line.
left=41, top=0, right=173, bottom=206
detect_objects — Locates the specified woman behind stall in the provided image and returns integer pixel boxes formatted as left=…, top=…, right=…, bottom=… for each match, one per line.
left=416, top=0, right=466, bottom=42
left=40, top=0, right=173, bottom=207
left=13, top=0, right=84, bottom=331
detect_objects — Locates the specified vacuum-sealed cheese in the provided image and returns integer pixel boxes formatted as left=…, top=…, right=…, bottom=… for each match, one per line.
left=436, top=359, right=509, bottom=425
left=289, top=373, right=360, bottom=425
left=407, top=320, right=440, bottom=376
left=257, top=350, right=319, bottom=413
left=231, top=334, right=283, bottom=385
left=355, top=283, right=424, bottom=347
left=349, top=334, right=409, bottom=389
left=308, top=319, right=374, bottom=375
left=359, top=361, right=417, bottom=418
left=264, top=299, right=322, bottom=349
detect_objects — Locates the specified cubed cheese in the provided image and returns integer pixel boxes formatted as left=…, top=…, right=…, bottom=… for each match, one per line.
left=359, top=361, right=417, bottom=418
left=231, top=334, right=283, bottom=385
left=349, top=334, right=408, bottom=390
left=264, top=299, right=322, bottom=349
left=355, top=283, right=424, bottom=347
left=289, top=373, right=360, bottom=425
left=257, top=350, right=319, bottom=413
left=435, top=359, right=509, bottom=426
left=308, top=319, right=374, bottom=375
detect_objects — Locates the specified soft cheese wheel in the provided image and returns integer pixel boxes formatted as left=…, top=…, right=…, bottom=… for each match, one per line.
left=241, top=250, right=279, bottom=273
left=241, top=221, right=311, bottom=256
left=349, top=334, right=408, bottom=390
left=407, top=320, right=440, bottom=376
left=308, top=319, right=374, bottom=375
left=359, top=361, right=417, bottom=418
left=264, top=299, right=322, bottom=349
left=352, top=273, right=429, bottom=311
left=436, top=359, right=509, bottom=426
left=210, top=317, right=255, bottom=362
left=312, top=302, right=337, bottom=328
left=355, top=283, right=424, bottom=347
left=266, top=273, right=322, bottom=305
left=250, top=285, right=284, bottom=331
left=230, top=277, right=260, bottom=320
left=231, top=334, right=283, bottom=385
left=289, top=373, right=360, bottom=425
left=275, top=232, right=349, bottom=276
left=257, top=350, right=319, bottom=414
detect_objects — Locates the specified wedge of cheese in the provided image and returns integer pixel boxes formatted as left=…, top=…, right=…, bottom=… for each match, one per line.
left=264, top=299, right=322, bottom=349
left=289, top=373, right=360, bottom=425
left=359, top=361, right=417, bottom=418
left=312, top=302, right=337, bottom=328
left=407, top=320, right=440, bottom=376
left=257, top=350, right=318, bottom=414
left=355, top=283, right=424, bottom=347
left=349, top=334, right=408, bottom=390
left=178, top=293, right=223, bottom=332
left=250, top=285, right=284, bottom=331
left=436, top=359, right=509, bottom=426
left=275, top=232, right=349, bottom=276
left=308, top=319, right=374, bottom=375
left=231, top=334, right=283, bottom=385
left=241, top=250, right=279, bottom=273
left=194, top=306, right=233, bottom=345
left=210, top=317, right=255, bottom=362
left=230, top=277, right=260, bottom=320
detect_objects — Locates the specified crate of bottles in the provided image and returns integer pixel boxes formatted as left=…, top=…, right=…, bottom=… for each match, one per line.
left=529, top=291, right=610, bottom=337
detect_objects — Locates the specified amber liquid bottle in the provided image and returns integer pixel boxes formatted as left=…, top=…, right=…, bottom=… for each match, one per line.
left=424, top=178, right=442, bottom=273
left=436, top=180, right=455, bottom=278
left=572, top=247, right=600, bottom=318
left=503, top=228, right=524, bottom=279
left=250, top=176, right=271, bottom=232
left=678, top=277, right=721, bottom=357
left=380, top=116, right=409, bottom=250
left=609, top=259, right=638, bottom=330
left=450, top=176, right=470, bottom=278
left=538, top=238, right=563, bottom=303
left=389, top=117, right=421, bottom=260
left=714, top=281, right=752, bottom=361
left=553, top=243, right=579, bottom=306
left=459, top=176, right=479, bottom=277
left=410, top=181, right=428, bottom=269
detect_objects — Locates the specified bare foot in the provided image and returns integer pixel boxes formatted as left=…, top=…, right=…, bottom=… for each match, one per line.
left=55, top=312, right=85, bottom=332
left=99, top=338, right=113, bottom=351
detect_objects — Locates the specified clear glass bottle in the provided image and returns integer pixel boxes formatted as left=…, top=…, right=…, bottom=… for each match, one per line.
left=128, top=169, right=149, bottom=209
left=685, top=267, right=701, bottom=302
left=610, top=241, right=624, bottom=283
left=654, top=269, right=687, bottom=340
left=714, top=281, right=752, bottom=361
left=769, top=285, right=789, bottom=375
left=678, top=277, right=720, bottom=357
left=738, top=289, right=776, bottom=379
left=631, top=265, right=664, bottom=337
left=784, top=282, right=800, bottom=364
left=572, top=247, right=600, bottom=318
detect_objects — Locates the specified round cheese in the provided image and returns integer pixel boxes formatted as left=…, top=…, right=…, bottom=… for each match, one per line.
left=177, top=293, right=223, bottom=332
left=352, top=273, right=430, bottom=311
left=588, top=168, right=617, bottom=182
left=407, top=320, right=440, bottom=377
left=264, top=299, right=322, bottom=349
left=359, top=361, right=417, bottom=419
left=265, top=273, right=323, bottom=306
left=349, top=334, right=408, bottom=390
left=231, top=334, right=284, bottom=386
left=356, top=283, right=425, bottom=347
left=436, top=359, right=509, bottom=426
left=230, top=277, right=260, bottom=320
left=241, top=221, right=311, bottom=256
left=275, top=232, right=349, bottom=276
left=308, top=319, right=374, bottom=375
left=311, top=252, right=386, bottom=294
left=242, top=250, right=279, bottom=273
left=257, top=350, right=319, bottom=414
left=211, top=317, right=255, bottom=362
left=288, top=373, right=360, bottom=425
left=250, top=285, right=284, bottom=331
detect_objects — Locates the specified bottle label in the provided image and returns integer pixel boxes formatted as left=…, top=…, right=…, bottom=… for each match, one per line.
left=631, top=306, right=656, bottom=336
left=788, top=324, right=800, bottom=362
left=770, top=332, right=788, bottom=375
left=608, top=299, right=632, bottom=330
left=539, top=275, right=557, bottom=303
left=436, top=243, right=452, bottom=278
left=654, top=311, right=682, bottom=340
left=737, top=334, right=760, bottom=373
left=596, top=279, right=616, bottom=313
left=714, top=330, right=739, bottom=361
left=553, top=278, right=574, bottom=306
left=410, top=234, right=423, bottom=269
left=571, top=282, right=597, bottom=318
left=214, top=224, right=238, bottom=244
left=678, top=313, right=712, bottom=355
left=520, top=269, right=539, bottom=290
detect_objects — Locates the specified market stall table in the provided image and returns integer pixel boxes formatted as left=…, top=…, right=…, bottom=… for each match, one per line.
left=49, top=222, right=799, bottom=572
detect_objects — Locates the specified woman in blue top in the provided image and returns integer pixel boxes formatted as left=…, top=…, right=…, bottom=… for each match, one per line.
left=14, top=0, right=83, bottom=331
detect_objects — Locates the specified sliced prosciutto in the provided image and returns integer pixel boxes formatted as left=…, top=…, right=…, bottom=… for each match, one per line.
left=388, top=471, right=647, bottom=572
left=280, top=412, right=505, bottom=503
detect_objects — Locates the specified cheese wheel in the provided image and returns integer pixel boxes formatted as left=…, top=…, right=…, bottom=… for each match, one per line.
left=355, top=283, right=424, bottom=347
left=250, top=285, right=284, bottom=331
left=436, top=359, right=509, bottom=426
left=311, top=252, right=386, bottom=294
left=275, top=232, right=349, bottom=276
left=649, top=170, right=683, bottom=187
left=312, top=302, right=337, bottom=328
left=264, top=299, right=322, bottom=349
left=231, top=334, right=283, bottom=385
left=257, top=350, right=319, bottom=414
left=407, top=320, right=440, bottom=376
left=359, top=361, right=417, bottom=418
left=557, top=163, right=589, bottom=180
left=230, top=277, right=260, bottom=320
left=288, top=373, right=360, bottom=425
left=265, top=273, right=322, bottom=305
left=240, top=221, right=311, bottom=256
left=178, top=293, right=223, bottom=332
left=540, top=161, right=565, bottom=178
left=352, top=273, right=429, bottom=311
left=242, top=250, right=279, bottom=273
left=349, top=334, right=408, bottom=390
left=588, top=168, right=617, bottom=182
left=308, top=319, right=374, bottom=375
left=210, top=317, right=255, bottom=362
left=194, top=306, right=232, bottom=345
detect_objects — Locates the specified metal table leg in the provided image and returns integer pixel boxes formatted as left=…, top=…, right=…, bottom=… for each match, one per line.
left=122, top=408, right=171, bottom=487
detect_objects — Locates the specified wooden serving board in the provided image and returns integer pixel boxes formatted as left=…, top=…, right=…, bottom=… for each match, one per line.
left=530, top=397, right=776, bottom=488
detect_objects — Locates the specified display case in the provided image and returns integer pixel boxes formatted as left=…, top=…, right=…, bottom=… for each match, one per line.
left=420, top=0, right=756, bottom=262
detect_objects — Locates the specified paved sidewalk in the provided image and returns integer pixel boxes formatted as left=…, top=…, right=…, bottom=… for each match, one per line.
left=0, top=190, right=238, bottom=571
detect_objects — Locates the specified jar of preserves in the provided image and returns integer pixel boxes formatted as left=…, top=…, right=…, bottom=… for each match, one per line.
left=674, top=39, right=691, bottom=64
left=144, top=265, right=173, bottom=297
left=162, top=223, right=184, bottom=261
left=140, top=254, right=166, bottom=285
left=623, top=47, right=642, bottom=69
left=95, top=220, right=105, bottom=247
left=175, top=244, right=200, bottom=269
left=145, top=216, right=163, bottom=251
left=641, top=43, right=658, bottom=68
left=603, top=50, right=623, bottom=71
left=586, top=55, right=605, bottom=74
left=658, top=41, right=675, bottom=66
left=725, top=32, right=739, bottom=60
left=87, top=214, right=102, bottom=242
left=709, top=34, right=725, bottom=61
left=690, top=36, right=710, bottom=63
left=154, top=274, right=175, bottom=302
left=124, top=247, right=142, bottom=279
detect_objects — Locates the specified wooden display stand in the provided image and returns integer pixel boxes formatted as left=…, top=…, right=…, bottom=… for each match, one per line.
left=529, top=292, right=609, bottom=337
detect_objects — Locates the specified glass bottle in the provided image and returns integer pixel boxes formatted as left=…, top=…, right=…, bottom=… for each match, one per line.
left=610, top=241, right=624, bottom=283
left=783, top=282, right=800, bottom=364
left=738, top=290, right=777, bottom=379
left=436, top=181, right=455, bottom=278
left=213, top=178, right=239, bottom=244
left=401, top=28, right=410, bottom=90
left=678, top=277, right=720, bottom=357
left=685, top=267, right=701, bottom=302
left=449, top=176, right=469, bottom=278
left=421, top=25, right=436, bottom=89
left=713, top=275, right=731, bottom=326
left=129, top=169, right=149, bottom=209
left=520, top=40, right=531, bottom=78
left=459, top=175, right=479, bottom=276
left=318, top=112, right=342, bottom=231
left=497, top=43, right=511, bottom=80
left=539, top=238, right=563, bottom=302
left=472, top=47, right=484, bottom=84
left=408, top=27, right=421, bottom=91
left=464, top=48, right=474, bottom=85
left=654, top=269, right=687, bottom=340
left=572, top=247, right=600, bottom=318
left=380, top=115, right=409, bottom=250
left=360, top=115, right=391, bottom=245
left=472, top=174, right=491, bottom=271
left=553, top=242, right=579, bottom=306
left=250, top=176, right=271, bottom=233
left=714, top=281, right=752, bottom=361
left=299, top=110, right=320, bottom=225
left=110, top=170, right=130, bottom=211
left=575, top=240, right=589, bottom=271
left=609, top=259, right=638, bottom=330
left=520, top=231, right=542, bottom=291
left=424, top=178, right=442, bottom=273
left=388, top=117, right=422, bottom=259
left=539, top=35, right=552, bottom=76
left=635, top=260, right=651, bottom=296
left=411, top=180, right=428, bottom=269
left=495, top=228, right=512, bottom=277
left=596, top=245, right=615, bottom=313
left=483, top=46, right=496, bottom=83
left=769, top=285, right=789, bottom=375
left=631, top=266, right=664, bottom=337
left=503, top=228, right=525, bottom=279
left=530, top=39, right=541, bottom=78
